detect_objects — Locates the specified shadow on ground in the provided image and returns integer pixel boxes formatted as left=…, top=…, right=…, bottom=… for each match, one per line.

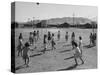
left=30, top=53, right=43, bottom=57
left=83, top=44, right=95, bottom=48
left=57, top=64, right=77, bottom=71
left=15, top=64, right=29, bottom=71
left=59, top=49, right=71, bottom=53
left=63, top=44, right=71, bottom=47
left=64, top=56, right=74, bottom=60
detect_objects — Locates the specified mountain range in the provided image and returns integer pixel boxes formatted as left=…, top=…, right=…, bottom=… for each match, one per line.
left=32, top=17, right=96, bottom=25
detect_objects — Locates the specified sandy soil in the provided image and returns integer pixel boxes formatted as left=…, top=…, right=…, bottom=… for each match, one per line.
left=14, top=28, right=97, bottom=73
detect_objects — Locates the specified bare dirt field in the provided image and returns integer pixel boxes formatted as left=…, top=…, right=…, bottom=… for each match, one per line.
left=14, top=28, right=97, bottom=73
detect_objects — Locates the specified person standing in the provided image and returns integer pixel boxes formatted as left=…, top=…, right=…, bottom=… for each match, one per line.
left=71, top=32, right=75, bottom=41
left=29, top=32, right=33, bottom=45
left=92, top=33, right=96, bottom=46
left=33, top=31, right=37, bottom=49
left=43, top=34, right=47, bottom=53
left=71, top=32, right=75, bottom=49
left=33, top=31, right=37, bottom=43
left=57, top=31, right=60, bottom=41
left=65, top=32, right=68, bottom=42
left=48, top=31, right=52, bottom=45
left=17, top=33, right=23, bottom=56
left=79, top=36, right=82, bottom=48
left=22, top=42, right=30, bottom=67
left=89, top=33, right=93, bottom=46
left=37, top=30, right=39, bottom=41
left=79, top=36, right=83, bottom=55
left=94, top=33, right=97, bottom=45
left=51, top=33, right=56, bottom=50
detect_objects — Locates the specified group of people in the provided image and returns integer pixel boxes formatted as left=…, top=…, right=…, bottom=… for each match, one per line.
left=71, top=32, right=84, bottom=65
left=17, top=33, right=30, bottom=66
left=89, top=32, right=97, bottom=46
left=43, top=30, right=68, bottom=53
left=43, top=32, right=56, bottom=53
left=16, top=30, right=96, bottom=67
left=17, top=30, right=40, bottom=66
left=17, top=30, right=56, bottom=66
left=29, top=30, right=39, bottom=46
left=57, top=31, right=69, bottom=42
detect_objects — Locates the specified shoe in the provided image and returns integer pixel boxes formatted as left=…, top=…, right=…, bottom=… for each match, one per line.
left=26, top=64, right=29, bottom=67
left=82, top=62, right=84, bottom=64
left=75, top=63, right=78, bottom=66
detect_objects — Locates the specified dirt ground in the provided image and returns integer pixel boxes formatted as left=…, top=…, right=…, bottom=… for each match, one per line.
left=14, top=28, right=97, bottom=73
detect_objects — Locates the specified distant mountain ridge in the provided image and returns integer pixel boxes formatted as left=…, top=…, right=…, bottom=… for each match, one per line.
left=17, top=17, right=97, bottom=26
left=14, top=17, right=97, bottom=28
left=46, top=17, right=93, bottom=25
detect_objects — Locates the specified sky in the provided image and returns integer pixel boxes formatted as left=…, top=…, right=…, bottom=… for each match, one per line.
left=15, top=2, right=98, bottom=22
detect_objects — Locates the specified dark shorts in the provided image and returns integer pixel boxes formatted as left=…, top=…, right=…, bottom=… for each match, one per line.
left=48, top=37, right=51, bottom=40
left=74, top=52, right=82, bottom=58
left=23, top=54, right=28, bottom=59
left=71, top=41, right=75, bottom=46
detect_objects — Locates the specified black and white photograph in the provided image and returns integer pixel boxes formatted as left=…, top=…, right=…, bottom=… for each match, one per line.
left=11, top=2, right=98, bottom=73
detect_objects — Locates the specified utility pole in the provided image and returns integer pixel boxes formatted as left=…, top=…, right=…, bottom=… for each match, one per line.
left=73, top=13, right=75, bottom=26
left=32, top=17, right=35, bottom=28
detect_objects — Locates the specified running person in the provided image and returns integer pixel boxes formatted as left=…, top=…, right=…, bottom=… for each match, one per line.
left=73, top=42, right=84, bottom=65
